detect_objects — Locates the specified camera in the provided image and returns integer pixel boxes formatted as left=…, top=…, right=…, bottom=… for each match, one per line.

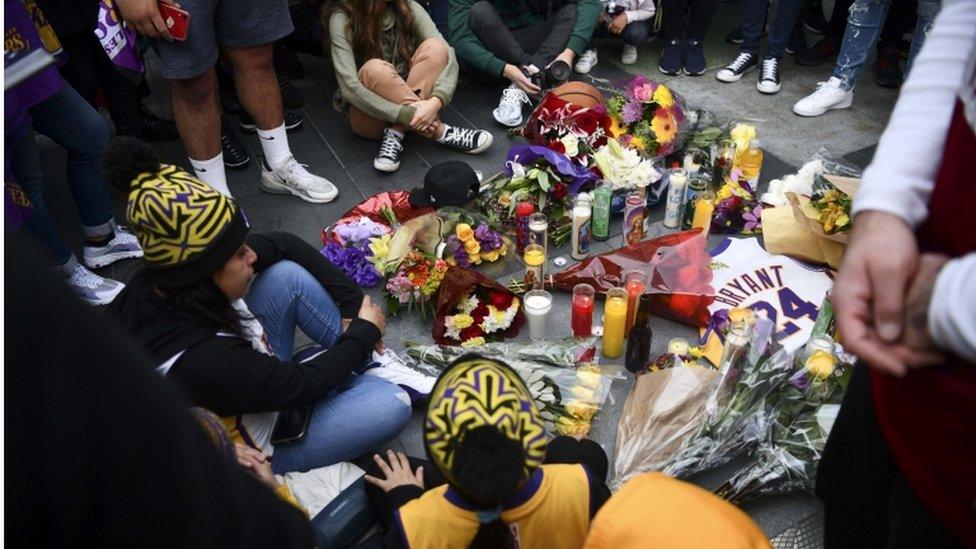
left=605, top=1, right=626, bottom=15
left=523, top=60, right=571, bottom=91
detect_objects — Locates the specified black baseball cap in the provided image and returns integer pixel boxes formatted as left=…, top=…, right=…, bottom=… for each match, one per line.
left=409, top=161, right=479, bottom=208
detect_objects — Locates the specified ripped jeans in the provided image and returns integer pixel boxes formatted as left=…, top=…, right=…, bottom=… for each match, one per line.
left=833, top=0, right=941, bottom=90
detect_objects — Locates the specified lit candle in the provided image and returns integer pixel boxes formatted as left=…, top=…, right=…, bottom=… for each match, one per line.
left=602, top=288, right=628, bottom=359
left=623, top=270, right=646, bottom=337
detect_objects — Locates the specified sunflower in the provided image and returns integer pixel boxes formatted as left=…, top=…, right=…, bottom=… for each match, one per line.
left=651, top=84, right=675, bottom=108
left=651, top=109, right=678, bottom=145
left=609, top=116, right=629, bottom=138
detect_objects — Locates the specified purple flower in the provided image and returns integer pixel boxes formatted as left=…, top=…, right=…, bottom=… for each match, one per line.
left=474, top=224, right=504, bottom=251
left=505, top=144, right=598, bottom=195
left=621, top=100, right=643, bottom=125
left=321, top=241, right=383, bottom=288
left=743, top=203, right=763, bottom=232
left=444, top=236, right=471, bottom=268
left=789, top=369, right=811, bottom=391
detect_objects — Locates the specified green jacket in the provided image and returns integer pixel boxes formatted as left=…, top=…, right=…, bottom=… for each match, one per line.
left=329, top=1, right=459, bottom=126
left=448, top=0, right=601, bottom=77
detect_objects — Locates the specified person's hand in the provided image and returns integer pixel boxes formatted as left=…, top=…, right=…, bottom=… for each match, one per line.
left=832, top=211, right=942, bottom=376
left=235, top=443, right=279, bottom=490
left=608, top=13, right=628, bottom=34
left=358, top=294, right=386, bottom=336
left=900, top=253, right=950, bottom=359
left=551, top=48, right=576, bottom=68
left=364, top=451, right=424, bottom=493
left=503, top=64, right=541, bottom=96
left=115, top=0, right=178, bottom=40
left=409, top=97, right=442, bottom=134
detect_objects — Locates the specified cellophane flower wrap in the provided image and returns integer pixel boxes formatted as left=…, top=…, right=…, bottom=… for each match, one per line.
left=433, top=267, right=525, bottom=345
left=662, top=316, right=797, bottom=479
left=714, top=347, right=853, bottom=502
left=321, top=217, right=392, bottom=288
left=520, top=92, right=614, bottom=161
left=404, top=338, right=617, bottom=437
left=478, top=145, right=599, bottom=246
left=711, top=170, right=763, bottom=234
left=550, top=230, right=715, bottom=327
left=605, top=76, right=688, bottom=157
left=384, top=250, right=448, bottom=317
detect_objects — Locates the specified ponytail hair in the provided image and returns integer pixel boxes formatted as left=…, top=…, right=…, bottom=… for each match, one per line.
left=451, top=426, right=526, bottom=549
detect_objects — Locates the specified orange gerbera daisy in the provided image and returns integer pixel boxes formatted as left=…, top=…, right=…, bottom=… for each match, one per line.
left=651, top=108, right=678, bottom=145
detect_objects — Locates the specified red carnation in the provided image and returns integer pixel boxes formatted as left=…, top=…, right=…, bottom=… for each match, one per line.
left=460, top=325, right=485, bottom=341
left=489, top=290, right=514, bottom=310
left=552, top=182, right=568, bottom=200
left=549, top=140, right=566, bottom=154
left=471, top=302, right=490, bottom=323
left=576, top=111, right=600, bottom=135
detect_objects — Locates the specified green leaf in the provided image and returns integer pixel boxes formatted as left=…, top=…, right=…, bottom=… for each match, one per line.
left=537, top=170, right=550, bottom=191
left=539, top=191, right=547, bottom=210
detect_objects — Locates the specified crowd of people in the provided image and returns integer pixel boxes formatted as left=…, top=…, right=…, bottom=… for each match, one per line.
left=5, top=0, right=975, bottom=546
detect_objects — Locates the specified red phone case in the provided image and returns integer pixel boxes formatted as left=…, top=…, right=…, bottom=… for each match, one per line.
left=158, top=3, right=190, bottom=41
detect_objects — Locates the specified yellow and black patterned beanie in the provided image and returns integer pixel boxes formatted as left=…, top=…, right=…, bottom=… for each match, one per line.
left=103, top=137, right=249, bottom=289
left=424, top=355, right=549, bottom=489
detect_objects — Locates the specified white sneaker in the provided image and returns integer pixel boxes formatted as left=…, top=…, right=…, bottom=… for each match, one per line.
left=64, top=262, right=125, bottom=305
left=493, top=84, right=530, bottom=128
left=621, top=45, right=638, bottom=65
left=83, top=226, right=143, bottom=269
left=793, top=77, right=854, bottom=117
left=260, top=156, right=339, bottom=203
left=575, top=48, right=599, bottom=73
left=364, top=348, right=436, bottom=404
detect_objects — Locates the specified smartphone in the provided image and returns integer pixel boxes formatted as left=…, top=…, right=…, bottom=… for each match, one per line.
left=158, top=2, right=190, bottom=41
left=270, top=405, right=312, bottom=446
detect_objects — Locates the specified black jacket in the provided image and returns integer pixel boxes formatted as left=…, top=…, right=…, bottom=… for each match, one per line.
left=110, top=231, right=381, bottom=416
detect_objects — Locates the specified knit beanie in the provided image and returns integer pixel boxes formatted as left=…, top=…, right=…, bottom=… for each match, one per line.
left=103, top=137, right=250, bottom=289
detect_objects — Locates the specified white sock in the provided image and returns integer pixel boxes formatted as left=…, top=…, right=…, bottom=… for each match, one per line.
left=435, top=124, right=452, bottom=143
left=256, top=123, right=292, bottom=170
left=189, top=153, right=231, bottom=197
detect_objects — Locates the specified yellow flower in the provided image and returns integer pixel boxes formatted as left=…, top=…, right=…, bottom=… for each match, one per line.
left=651, top=111, right=677, bottom=144
left=463, top=239, right=481, bottom=254
left=570, top=385, right=596, bottom=402
left=461, top=337, right=486, bottom=348
left=609, top=117, right=628, bottom=138
left=554, top=416, right=591, bottom=437
left=730, top=123, right=757, bottom=151
left=469, top=252, right=482, bottom=265
left=456, top=223, right=474, bottom=242
left=805, top=350, right=837, bottom=380
left=630, top=135, right=646, bottom=151
left=482, top=249, right=500, bottom=262
left=498, top=242, right=508, bottom=257
left=368, top=234, right=392, bottom=271
left=450, top=314, right=474, bottom=330
left=652, top=85, right=674, bottom=108
left=566, top=401, right=599, bottom=421
left=499, top=191, right=512, bottom=208
left=577, top=370, right=602, bottom=390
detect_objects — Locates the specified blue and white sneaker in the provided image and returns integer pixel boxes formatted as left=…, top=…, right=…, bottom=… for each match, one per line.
left=64, top=261, right=125, bottom=305
left=364, top=348, right=436, bottom=405
left=83, top=226, right=143, bottom=269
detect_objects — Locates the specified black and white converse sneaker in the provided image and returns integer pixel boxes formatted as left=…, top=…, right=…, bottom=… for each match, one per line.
left=716, top=52, right=759, bottom=83
left=438, top=126, right=493, bottom=154
left=374, top=128, right=404, bottom=172
left=757, top=57, right=781, bottom=94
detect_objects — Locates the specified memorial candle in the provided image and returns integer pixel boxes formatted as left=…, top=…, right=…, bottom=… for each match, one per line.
left=602, top=287, right=628, bottom=359
left=571, top=283, right=595, bottom=337
left=623, top=269, right=646, bottom=337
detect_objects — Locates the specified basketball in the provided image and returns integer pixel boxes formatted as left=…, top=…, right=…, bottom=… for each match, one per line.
left=553, top=81, right=605, bottom=108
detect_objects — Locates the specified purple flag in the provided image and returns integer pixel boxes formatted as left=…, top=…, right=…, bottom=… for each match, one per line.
left=94, top=0, right=144, bottom=74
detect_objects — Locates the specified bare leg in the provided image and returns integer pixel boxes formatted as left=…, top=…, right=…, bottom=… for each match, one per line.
left=227, top=44, right=284, bottom=132
left=171, top=68, right=221, bottom=160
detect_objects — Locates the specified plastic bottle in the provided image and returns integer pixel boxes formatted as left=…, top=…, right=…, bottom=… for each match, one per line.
left=736, top=139, right=764, bottom=187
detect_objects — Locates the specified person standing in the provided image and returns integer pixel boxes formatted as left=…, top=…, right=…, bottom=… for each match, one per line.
left=715, top=0, right=805, bottom=93
left=822, top=0, right=976, bottom=544
left=114, top=0, right=338, bottom=202
left=657, top=0, right=718, bottom=76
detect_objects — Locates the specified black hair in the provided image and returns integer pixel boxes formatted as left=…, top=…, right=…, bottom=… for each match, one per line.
left=159, top=277, right=251, bottom=338
left=102, top=136, right=163, bottom=200
left=452, top=425, right=526, bottom=549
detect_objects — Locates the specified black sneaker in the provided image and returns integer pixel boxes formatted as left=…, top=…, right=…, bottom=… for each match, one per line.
left=797, top=36, right=839, bottom=66
left=274, top=42, right=306, bottom=80
left=716, top=52, right=758, bottom=82
left=756, top=57, right=781, bottom=94
left=682, top=39, right=706, bottom=76
left=240, top=110, right=304, bottom=133
left=725, top=28, right=744, bottom=44
left=221, top=123, right=251, bottom=169
left=660, top=39, right=682, bottom=75
left=439, top=126, right=493, bottom=154
left=138, top=105, right=179, bottom=142
left=279, top=74, right=304, bottom=109
left=374, top=128, right=404, bottom=172
left=804, top=4, right=828, bottom=34
left=873, top=45, right=903, bottom=88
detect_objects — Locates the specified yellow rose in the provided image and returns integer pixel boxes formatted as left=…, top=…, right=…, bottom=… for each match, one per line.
left=555, top=416, right=591, bottom=437
left=469, top=252, right=482, bottom=265
left=461, top=336, right=486, bottom=348
left=456, top=223, right=474, bottom=241
left=498, top=242, right=508, bottom=256
left=730, top=123, right=757, bottom=151
left=652, top=85, right=675, bottom=108
left=566, top=401, right=599, bottom=421
left=482, top=249, right=500, bottom=262
left=805, top=350, right=837, bottom=380
left=463, top=239, right=481, bottom=254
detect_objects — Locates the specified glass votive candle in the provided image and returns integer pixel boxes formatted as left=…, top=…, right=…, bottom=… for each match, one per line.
left=622, top=269, right=647, bottom=337
left=571, top=283, right=595, bottom=338
left=523, top=289, right=553, bottom=341
left=602, top=287, right=629, bottom=359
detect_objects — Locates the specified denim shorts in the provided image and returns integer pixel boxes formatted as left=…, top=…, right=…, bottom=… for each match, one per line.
left=155, top=0, right=294, bottom=79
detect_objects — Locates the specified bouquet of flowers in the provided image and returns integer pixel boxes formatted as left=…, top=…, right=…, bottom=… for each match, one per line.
left=443, top=222, right=509, bottom=267
left=591, top=138, right=662, bottom=193
left=710, top=170, right=764, bottom=234
left=520, top=92, right=614, bottom=161
left=433, top=267, right=524, bottom=346
left=321, top=217, right=392, bottom=288
left=404, top=338, right=616, bottom=437
left=714, top=346, right=853, bottom=502
left=481, top=145, right=599, bottom=246
left=605, top=76, right=687, bottom=157
left=384, top=250, right=448, bottom=317
left=810, top=176, right=853, bottom=234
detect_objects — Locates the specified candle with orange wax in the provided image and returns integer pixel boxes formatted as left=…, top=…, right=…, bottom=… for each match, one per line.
left=602, top=288, right=629, bottom=359
left=691, top=191, right=716, bottom=238
left=623, top=270, right=647, bottom=337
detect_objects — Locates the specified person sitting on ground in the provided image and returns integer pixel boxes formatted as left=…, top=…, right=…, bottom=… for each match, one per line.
left=105, top=137, right=412, bottom=475
left=448, top=0, right=601, bottom=127
left=575, top=0, right=655, bottom=74
left=114, top=0, right=337, bottom=203
left=327, top=0, right=493, bottom=173
left=363, top=355, right=611, bottom=548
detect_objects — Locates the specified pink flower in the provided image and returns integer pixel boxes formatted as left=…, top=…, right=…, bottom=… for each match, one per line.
left=632, top=83, right=656, bottom=102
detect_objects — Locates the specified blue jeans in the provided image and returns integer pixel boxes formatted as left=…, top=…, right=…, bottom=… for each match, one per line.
left=244, top=260, right=412, bottom=474
left=592, top=20, right=651, bottom=46
left=833, top=0, right=941, bottom=90
left=10, top=84, right=113, bottom=266
left=741, top=0, right=805, bottom=59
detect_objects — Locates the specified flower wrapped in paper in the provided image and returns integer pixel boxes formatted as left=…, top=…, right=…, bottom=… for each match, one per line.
left=433, top=267, right=525, bottom=345
left=605, top=77, right=688, bottom=157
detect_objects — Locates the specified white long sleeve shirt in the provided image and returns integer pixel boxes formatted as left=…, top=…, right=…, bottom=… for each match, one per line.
left=601, top=0, right=656, bottom=23
left=852, top=0, right=976, bottom=362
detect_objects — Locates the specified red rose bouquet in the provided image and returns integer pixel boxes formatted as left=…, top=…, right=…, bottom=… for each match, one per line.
left=433, top=267, right=525, bottom=345
left=520, top=92, right=614, bottom=162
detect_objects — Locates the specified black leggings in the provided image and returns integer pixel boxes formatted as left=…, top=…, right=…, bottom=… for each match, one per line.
left=662, top=0, right=720, bottom=41
left=467, top=0, right=578, bottom=71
